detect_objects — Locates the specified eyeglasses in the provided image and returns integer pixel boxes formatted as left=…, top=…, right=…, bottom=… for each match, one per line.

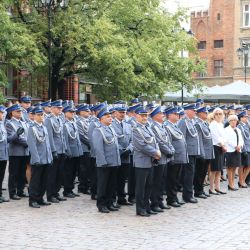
left=215, top=113, right=223, bottom=116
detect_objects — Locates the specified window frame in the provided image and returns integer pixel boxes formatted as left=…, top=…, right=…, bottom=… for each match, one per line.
left=214, top=60, right=223, bottom=77
left=243, top=3, right=250, bottom=27
left=214, top=40, right=224, bottom=48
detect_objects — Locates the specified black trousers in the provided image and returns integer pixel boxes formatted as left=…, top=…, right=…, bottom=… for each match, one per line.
left=0, top=161, right=7, bottom=196
left=96, top=167, right=118, bottom=209
left=128, top=155, right=135, bottom=200
left=194, top=158, right=210, bottom=195
left=47, top=153, right=65, bottom=199
left=90, top=157, right=97, bottom=195
left=182, top=156, right=196, bottom=200
left=29, top=165, right=49, bottom=203
left=150, top=164, right=165, bottom=207
left=78, top=152, right=91, bottom=192
left=135, top=167, right=153, bottom=213
left=63, top=157, right=80, bottom=195
left=8, top=156, right=29, bottom=196
left=166, top=162, right=183, bottom=204
left=117, top=163, right=129, bottom=201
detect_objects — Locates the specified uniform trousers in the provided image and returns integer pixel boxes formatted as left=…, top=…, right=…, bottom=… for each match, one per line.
left=63, top=157, right=80, bottom=195
left=90, top=157, right=97, bottom=195
left=78, top=152, right=91, bottom=192
left=0, top=161, right=7, bottom=196
left=29, top=164, right=49, bottom=203
left=47, top=153, right=65, bottom=199
left=117, top=163, right=129, bottom=202
left=128, top=155, right=135, bottom=201
left=135, top=167, right=153, bottom=213
left=194, top=158, right=210, bottom=195
left=182, top=156, right=196, bottom=200
left=150, top=164, right=165, bottom=208
left=96, top=167, right=118, bottom=209
left=166, top=162, right=182, bottom=204
left=8, top=156, right=29, bottom=196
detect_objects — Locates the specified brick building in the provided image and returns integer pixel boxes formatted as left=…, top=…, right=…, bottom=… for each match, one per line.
left=191, top=0, right=250, bottom=86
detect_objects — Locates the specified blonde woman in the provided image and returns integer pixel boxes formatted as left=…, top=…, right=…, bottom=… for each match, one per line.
left=209, top=108, right=227, bottom=195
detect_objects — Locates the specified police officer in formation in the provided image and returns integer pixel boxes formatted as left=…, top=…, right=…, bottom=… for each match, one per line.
left=1, top=95, right=250, bottom=216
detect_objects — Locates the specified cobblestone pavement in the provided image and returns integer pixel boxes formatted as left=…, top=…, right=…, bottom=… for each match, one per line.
left=0, top=179, right=249, bottom=250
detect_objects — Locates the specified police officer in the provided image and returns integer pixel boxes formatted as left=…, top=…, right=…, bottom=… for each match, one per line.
left=194, top=106, right=214, bottom=198
left=20, top=96, right=32, bottom=122
left=6, top=104, right=29, bottom=200
left=112, top=104, right=133, bottom=206
left=76, top=104, right=91, bottom=194
left=150, top=106, right=175, bottom=212
left=165, top=106, right=188, bottom=207
left=41, top=100, right=51, bottom=119
left=63, top=105, right=83, bottom=198
left=132, top=106, right=161, bottom=217
left=27, top=106, right=52, bottom=208
left=92, top=107, right=121, bottom=213
left=44, top=100, right=67, bottom=203
left=0, top=106, right=9, bottom=203
left=178, top=104, right=200, bottom=203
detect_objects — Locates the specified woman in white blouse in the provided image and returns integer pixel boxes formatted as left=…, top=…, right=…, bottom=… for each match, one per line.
left=209, top=108, right=227, bottom=195
left=224, top=115, right=244, bottom=191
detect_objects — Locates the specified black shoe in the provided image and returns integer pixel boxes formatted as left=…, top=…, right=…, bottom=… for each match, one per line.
left=203, top=192, right=210, bottom=197
left=151, top=207, right=164, bottom=213
left=112, top=202, right=121, bottom=209
left=137, top=211, right=150, bottom=217
left=91, top=194, right=97, bottom=200
left=209, top=189, right=219, bottom=195
left=10, top=194, right=21, bottom=200
left=0, top=196, right=9, bottom=202
left=117, top=200, right=133, bottom=206
left=48, top=197, right=60, bottom=203
left=194, top=193, right=207, bottom=199
left=128, top=198, right=136, bottom=204
left=64, top=193, right=75, bottom=198
left=215, top=189, right=227, bottom=194
left=29, top=202, right=40, bottom=208
left=38, top=200, right=51, bottom=206
left=177, top=200, right=186, bottom=206
left=228, top=185, right=238, bottom=191
left=56, top=196, right=67, bottom=201
left=79, top=189, right=91, bottom=195
left=238, top=182, right=248, bottom=188
left=159, top=203, right=171, bottom=209
left=17, top=193, right=29, bottom=198
left=146, top=210, right=158, bottom=215
left=98, top=207, right=110, bottom=213
left=168, top=201, right=181, bottom=207
left=184, top=198, right=198, bottom=203
left=107, top=205, right=119, bottom=211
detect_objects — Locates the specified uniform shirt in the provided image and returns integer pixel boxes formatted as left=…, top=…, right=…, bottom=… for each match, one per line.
left=0, top=120, right=8, bottom=161
left=76, top=116, right=90, bottom=153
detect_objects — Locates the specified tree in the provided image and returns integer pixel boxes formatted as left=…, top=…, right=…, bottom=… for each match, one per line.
left=7, top=0, right=204, bottom=102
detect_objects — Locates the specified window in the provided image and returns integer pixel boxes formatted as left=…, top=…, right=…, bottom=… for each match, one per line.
left=214, top=40, right=224, bottom=48
left=217, top=13, right=221, bottom=21
left=214, top=60, right=223, bottom=76
left=243, top=4, right=250, bottom=27
left=197, top=71, right=207, bottom=78
left=198, top=41, right=206, bottom=50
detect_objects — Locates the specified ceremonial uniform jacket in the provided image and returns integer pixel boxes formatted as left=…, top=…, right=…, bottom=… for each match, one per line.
left=238, top=122, right=250, bottom=152
left=0, top=120, right=8, bottom=161
left=5, top=117, right=29, bottom=156
left=27, top=122, right=53, bottom=165
left=132, top=122, right=159, bottom=168
left=151, top=121, right=175, bottom=165
left=195, top=118, right=214, bottom=160
left=88, top=116, right=101, bottom=158
left=178, top=117, right=200, bottom=157
left=76, top=116, right=90, bottom=153
left=21, top=108, right=29, bottom=123
left=125, top=116, right=137, bottom=128
left=112, top=118, right=133, bottom=164
left=63, top=119, right=83, bottom=158
left=92, top=124, right=121, bottom=167
left=165, top=121, right=188, bottom=164
left=44, top=114, right=66, bottom=155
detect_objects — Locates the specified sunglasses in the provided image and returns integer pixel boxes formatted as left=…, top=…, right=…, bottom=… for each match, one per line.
left=215, top=113, right=223, bottom=116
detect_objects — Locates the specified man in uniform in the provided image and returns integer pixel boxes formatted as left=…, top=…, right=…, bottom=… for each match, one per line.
left=41, top=100, right=51, bottom=119
left=76, top=104, right=91, bottom=194
left=178, top=103, right=200, bottom=204
left=112, top=104, right=133, bottom=206
left=194, top=106, right=214, bottom=199
left=6, top=104, right=29, bottom=200
left=164, top=106, right=188, bottom=207
left=44, top=100, right=67, bottom=203
left=92, top=107, right=121, bottom=213
left=20, top=96, right=32, bottom=123
left=132, top=106, right=161, bottom=217
left=27, top=106, right=52, bottom=208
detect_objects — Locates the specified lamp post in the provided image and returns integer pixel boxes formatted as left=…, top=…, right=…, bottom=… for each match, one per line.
left=34, top=0, right=68, bottom=100
left=237, top=43, right=250, bottom=83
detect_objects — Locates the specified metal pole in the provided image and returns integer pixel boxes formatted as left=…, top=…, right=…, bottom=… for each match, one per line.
left=48, top=4, right=52, bottom=99
left=181, top=49, right=184, bottom=105
left=245, top=53, right=247, bottom=83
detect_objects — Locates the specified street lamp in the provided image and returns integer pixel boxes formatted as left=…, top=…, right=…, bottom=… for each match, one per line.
left=34, top=0, right=68, bottom=100
left=237, top=43, right=250, bottom=83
